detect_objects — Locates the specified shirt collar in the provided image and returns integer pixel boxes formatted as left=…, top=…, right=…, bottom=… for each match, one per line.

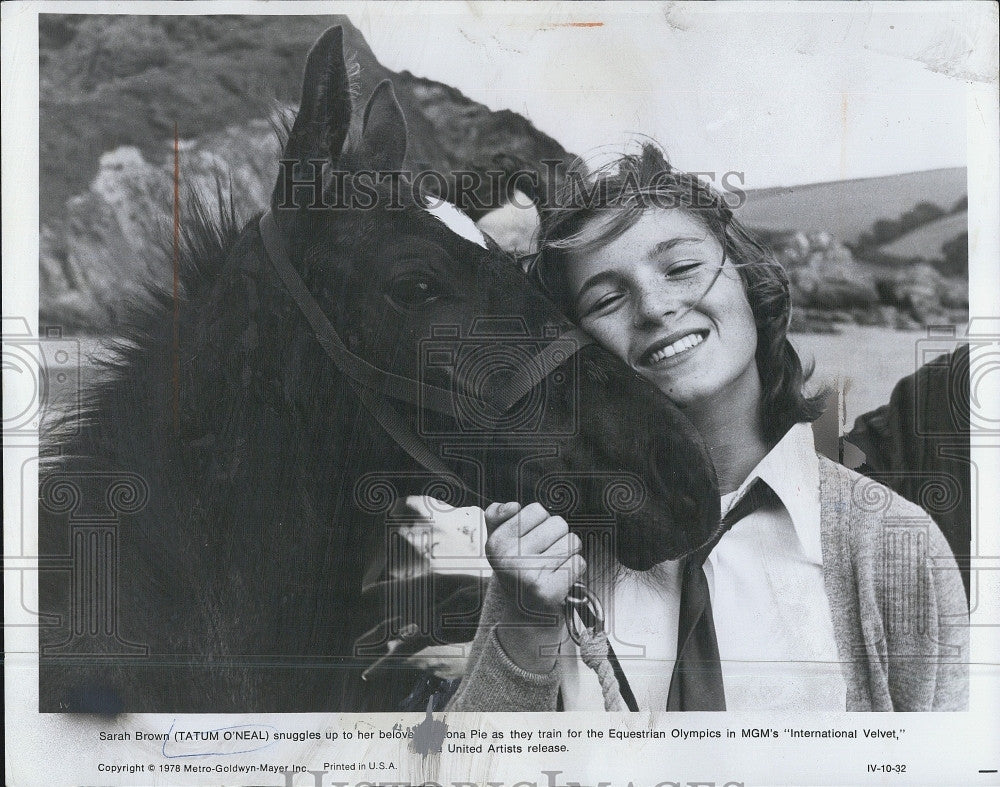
left=724, top=421, right=823, bottom=565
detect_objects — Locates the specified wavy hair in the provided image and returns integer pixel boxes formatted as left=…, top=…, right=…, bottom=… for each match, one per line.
left=533, top=143, right=826, bottom=445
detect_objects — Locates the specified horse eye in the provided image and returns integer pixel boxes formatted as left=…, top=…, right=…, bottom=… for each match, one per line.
left=386, top=275, right=449, bottom=309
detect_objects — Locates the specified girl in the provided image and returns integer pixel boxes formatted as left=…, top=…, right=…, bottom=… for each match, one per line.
left=447, top=145, right=967, bottom=712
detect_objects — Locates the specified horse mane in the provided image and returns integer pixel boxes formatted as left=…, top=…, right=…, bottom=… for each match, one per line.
left=74, top=53, right=372, bottom=429
left=43, top=183, right=247, bottom=459
left=40, top=172, right=397, bottom=711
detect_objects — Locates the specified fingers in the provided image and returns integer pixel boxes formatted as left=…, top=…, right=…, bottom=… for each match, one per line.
left=510, top=502, right=557, bottom=537
left=563, top=553, right=587, bottom=584
left=484, top=501, right=552, bottom=536
left=484, top=501, right=587, bottom=612
left=553, top=553, right=588, bottom=599
left=483, top=501, right=521, bottom=534
left=544, top=530, right=583, bottom=558
left=486, top=502, right=571, bottom=551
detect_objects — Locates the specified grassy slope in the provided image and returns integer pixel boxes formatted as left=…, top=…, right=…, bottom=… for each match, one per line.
left=739, top=168, right=967, bottom=245
left=878, top=210, right=968, bottom=260
left=39, top=15, right=570, bottom=230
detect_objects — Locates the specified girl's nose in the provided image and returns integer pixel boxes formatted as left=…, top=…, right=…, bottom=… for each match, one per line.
left=631, top=278, right=679, bottom=327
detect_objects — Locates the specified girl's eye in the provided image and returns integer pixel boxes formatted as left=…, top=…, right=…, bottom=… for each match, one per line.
left=582, top=291, right=625, bottom=317
left=386, top=275, right=449, bottom=309
left=666, top=261, right=704, bottom=277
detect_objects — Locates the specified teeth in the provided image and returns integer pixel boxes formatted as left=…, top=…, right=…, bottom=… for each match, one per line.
left=648, top=332, right=704, bottom=364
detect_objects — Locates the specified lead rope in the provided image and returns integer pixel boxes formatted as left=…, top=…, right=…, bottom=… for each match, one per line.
left=565, top=582, right=638, bottom=711
left=577, top=629, right=629, bottom=712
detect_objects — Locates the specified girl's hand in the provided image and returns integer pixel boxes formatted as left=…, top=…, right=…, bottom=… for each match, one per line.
left=484, top=501, right=587, bottom=615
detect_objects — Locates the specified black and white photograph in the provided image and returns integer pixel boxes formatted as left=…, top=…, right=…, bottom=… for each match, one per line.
left=4, top=2, right=999, bottom=785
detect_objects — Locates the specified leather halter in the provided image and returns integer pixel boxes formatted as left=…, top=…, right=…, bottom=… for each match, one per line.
left=257, top=209, right=593, bottom=487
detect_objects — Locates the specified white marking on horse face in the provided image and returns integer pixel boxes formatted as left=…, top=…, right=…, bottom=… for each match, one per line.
left=474, top=190, right=540, bottom=257
left=423, top=197, right=488, bottom=249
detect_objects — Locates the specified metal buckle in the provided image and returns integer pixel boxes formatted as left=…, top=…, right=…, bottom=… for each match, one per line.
left=564, top=581, right=604, bottom=644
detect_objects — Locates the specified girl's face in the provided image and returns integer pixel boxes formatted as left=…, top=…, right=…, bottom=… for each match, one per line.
left=564, top=209, right=760, bottom=413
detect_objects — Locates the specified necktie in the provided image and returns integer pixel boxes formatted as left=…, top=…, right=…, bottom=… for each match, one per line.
left=666, top=477, right=779, bottom=711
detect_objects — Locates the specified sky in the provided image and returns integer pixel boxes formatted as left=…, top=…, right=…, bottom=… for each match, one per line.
left=341, top=1, right=992, bottom=189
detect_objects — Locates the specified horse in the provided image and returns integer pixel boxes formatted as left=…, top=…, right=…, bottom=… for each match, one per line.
left=38, top=26, right=719, bottom=713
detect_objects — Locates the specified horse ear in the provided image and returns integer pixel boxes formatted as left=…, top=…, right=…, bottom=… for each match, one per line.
left=278, top=26, right=351, bottom=182
left=359, top=80, right=407, bottom=172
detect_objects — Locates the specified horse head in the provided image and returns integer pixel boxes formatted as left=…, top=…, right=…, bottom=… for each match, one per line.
left=266, top=26, right=720, bottom=572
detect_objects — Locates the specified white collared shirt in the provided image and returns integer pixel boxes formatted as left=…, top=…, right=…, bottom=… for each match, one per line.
left=561, top=422, right=847, bottom=711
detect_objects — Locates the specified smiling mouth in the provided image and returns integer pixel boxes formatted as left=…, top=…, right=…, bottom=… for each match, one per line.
left=639, top=330, right=708, bottom=366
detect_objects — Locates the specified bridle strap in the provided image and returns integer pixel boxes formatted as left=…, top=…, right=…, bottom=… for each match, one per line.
left=260, top=209, right=478, bottom=489
left=355, top=384, right=473, bottom=494
left=490, top=326, right=593, bottom=413
left=260, top=210, right=460, bottom=416
left=258, top=209, right=593, bottom=419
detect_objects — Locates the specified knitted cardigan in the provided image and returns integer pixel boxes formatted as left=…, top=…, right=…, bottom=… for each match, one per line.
left=447, top=456, right=969, bottom=711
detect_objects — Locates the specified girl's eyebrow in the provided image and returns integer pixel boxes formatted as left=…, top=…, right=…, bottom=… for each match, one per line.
left=575, top=269, right=623, bottom=302
left=650, top=235, right=705, bottom=256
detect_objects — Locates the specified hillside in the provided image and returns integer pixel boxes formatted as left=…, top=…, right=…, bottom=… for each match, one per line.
left=740, top=169, right=969, bottom=332
left=878, top=210, right=968, bottom=263
left=738, top=168, right=967, bottom=245
left=39, top=15, right=571, bottom=219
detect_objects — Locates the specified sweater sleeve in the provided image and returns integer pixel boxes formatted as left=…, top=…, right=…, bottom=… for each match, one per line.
left=818, top=456, right=969, bottom=711
left=446, top=577, right=562, bottom=712
left=877, top=483, right=970, bottom=711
